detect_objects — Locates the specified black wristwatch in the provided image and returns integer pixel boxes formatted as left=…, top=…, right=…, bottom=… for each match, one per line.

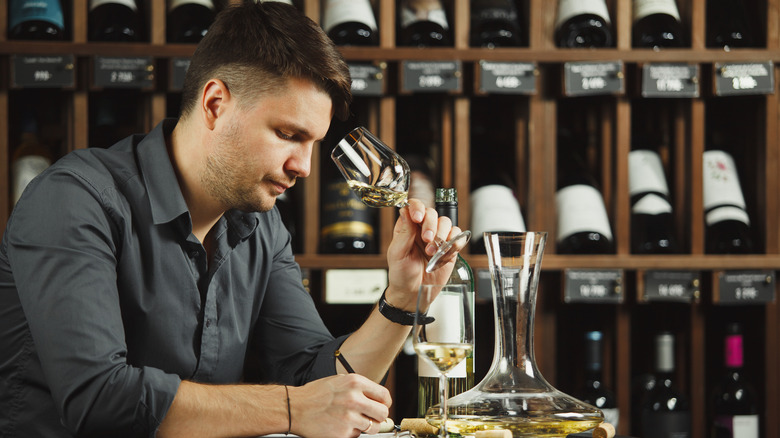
left=377, top=290, right=434, bottom=326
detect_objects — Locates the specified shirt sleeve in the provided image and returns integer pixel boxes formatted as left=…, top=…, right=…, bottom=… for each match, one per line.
left=6, top=167, right=180, bottom=437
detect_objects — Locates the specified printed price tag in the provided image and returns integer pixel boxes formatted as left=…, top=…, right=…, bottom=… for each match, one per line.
left=477, top=61, right=537, bottom=95
left=641, top=63, right=699, bottom=98
left=401, top=60, right=462, bottom=93
left=324, top=269, right=388, bottom=304
left=564, top=61, right=624, bottom=96
left=169, top=57, right=191, bottom=91
left=563, top=269, right=624, bottom=303
left=11, top=54, right=75, bottom=88
left=349, top=62, right=385, bottom=96
left=714, top=270, right=775, bottom=305
left=93, top=56, right=155, bottom=89
left=714, top=62, right=774, bottom=96
left=638, top=270, right=701, bottom=303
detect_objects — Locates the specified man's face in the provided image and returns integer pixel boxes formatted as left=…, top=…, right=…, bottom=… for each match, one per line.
left=200, top=77, right=333, bottom=212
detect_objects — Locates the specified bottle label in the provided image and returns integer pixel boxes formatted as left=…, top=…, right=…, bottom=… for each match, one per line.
left=714, top=414, right=759, bottom=438
left=633, top=0, right=681, bottom=22
left=470, top=185, right=526, bottom=238
left=12, top=155, right=52, bottom=205
left=90, top=0, right=138, bottom=12
left=417, top=291, right=467, bottom=378
left=725, top=333, right=744, bottom=368
left=10, top=0, right=65, bottom=29
left=400, top=0, right=449, bottom=30
left=633, top=193, right=673, bottom=215
left=168, top=0, right=215, bottom=12
left=629, top=150, right=670, bottom=196
left=472, top=0, right=518, bottom=23
left=601, top=408, right=620, bottom=429
left=703, top=150, right=748, bottom=213
left=706, top=206, right=751, bottom=227
left=320, top=181, right=374, bottom=239
left=556, top=184, right=613, bottom=242
left=323, top=0, right=377, bottom=32
left=555, top=0, right=611, bottom=30
left=640, top=410, right=691, bottom=438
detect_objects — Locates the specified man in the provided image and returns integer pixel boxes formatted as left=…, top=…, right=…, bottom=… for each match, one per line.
left=0, top=2, right=459, bottom=437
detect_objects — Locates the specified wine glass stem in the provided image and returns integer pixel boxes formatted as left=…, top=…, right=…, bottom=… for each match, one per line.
left=440, top=372, right=448, bottom=438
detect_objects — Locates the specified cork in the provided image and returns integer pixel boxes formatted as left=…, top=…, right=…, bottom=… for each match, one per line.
left=475, top=429, right=512, bottom=438
left=399, top=418, right=438, bottom=436
left=592, top=422, right=616, bottom=438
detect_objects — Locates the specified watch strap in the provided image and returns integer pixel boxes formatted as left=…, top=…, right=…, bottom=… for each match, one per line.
left=377, top=290, right=434, bottom=326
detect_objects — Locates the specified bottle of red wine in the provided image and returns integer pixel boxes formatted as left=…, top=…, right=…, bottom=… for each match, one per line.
left=632, top=0, right=686, bottom=48
left=167, top=0, right=216, bottom=44
left=702, top=150, right=754, bottom=254
left=629, top=142, right=679, bottom=254
left=323, top=0, right=378, bottom=46
left=554, top=0, right=614, bottom=48
left=710, top=323, right=760, bottom=438
left=707, top=0, right=754, bottom=49
left=470, top=0, right=524, bottom=48
left=578, top=331, right=619, bottom=428
left=398, top=0, right=452, bottom=47
left=8, top=0, right=65, bottom=40
left=639, top=332, right=691, bottom=438
left=88, top=0, right=145, bottom=42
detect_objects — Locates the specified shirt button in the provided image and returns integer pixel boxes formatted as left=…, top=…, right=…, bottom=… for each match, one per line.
left=205, top=319, right=211, bottom=328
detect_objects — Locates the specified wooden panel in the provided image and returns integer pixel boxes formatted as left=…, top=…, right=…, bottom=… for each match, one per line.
left=614, top=97, right=630, bottom=255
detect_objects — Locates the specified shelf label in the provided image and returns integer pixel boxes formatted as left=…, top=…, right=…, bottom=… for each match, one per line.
left=401, top=60, right=462, bottom=93
left=639, top=270, right=701, bottom=303
left=714, top=270, right=775, bottom=305
left=564, top=61, right=624, bottom=96
left=563, top=269, right=624, bottom=303
left=11, top=54, right=75, bottom=88
left=93, top=56, right=155, bottom=89
left=641, top=63, right=699, bottom=98
left=324, top=269, right=388, bottom=304
left=169, top=57, right=190, bottom=91
left=477, top=61, right=537, bottom=95
left=714, top=61, right=774, bottom=96
left=349, top=62, right=385, bottom=96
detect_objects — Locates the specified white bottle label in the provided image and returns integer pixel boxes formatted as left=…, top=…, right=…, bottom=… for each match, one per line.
left=601, top=408, right=620, bottom=430
left=702, top=150, right=749, bottom=225
left=90, top=0, right=138, bottom=12
left=400, top=0, right=449, bottom=30
left=323, top=0, right=377, bottom=32
left=556, top=184, right=613, bottom=242
left=418, top=292, right=467, bottom=378
left=732, top=415, right=759, bottom=438
left=632, top=0, right=681, bottom=22
left=629, top=150, right=670, bottom=196
left=168, top=0, right=215, bottom=12
left=470, top=185, right=526, bottom=239
left=12, top=155, right=51, bottom=205
left=633, top=193, right=673, bottom=215
left=555, top=0, right=611, bottom=30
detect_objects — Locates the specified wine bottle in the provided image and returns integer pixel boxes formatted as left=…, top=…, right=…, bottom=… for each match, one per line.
left=398, top=0, right=452, bottom=47
left=405, top=154, right=436, bottom=209
left=322, top=0, right=378, bottom=46
left=710, top=323, right=760, bottom=438
left=167, top=0, right=216, bottom=44
left=470, top=0, right=524, bottom=48
left=578, top=331, right=619, bottom=428
left=469, top=184, right=526, bottom=254
left=88, top=0, right=144, bottom=42
left=639, top=332, right=691, bottom=438
left=707, top=0, right=754, bottom=49
left=417, top=188, right=475, bottom=417
left=554, top=0, right=614, bottom=48
left=632, top=0, right=686, bottom=48
left=12, top=113, right=53, bottom=206
left=629, top=146, right=679, bottom=254
left=8, top=0, right=65, bottom=40
left=702, top=150, right=754, bottom=254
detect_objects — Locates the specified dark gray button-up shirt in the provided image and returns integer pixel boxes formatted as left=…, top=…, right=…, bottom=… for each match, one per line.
left=0, top=119, right=345, bottom=437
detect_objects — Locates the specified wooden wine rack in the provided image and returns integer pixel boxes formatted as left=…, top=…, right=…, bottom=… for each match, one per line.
left=2, top=0, right=779, bottom=436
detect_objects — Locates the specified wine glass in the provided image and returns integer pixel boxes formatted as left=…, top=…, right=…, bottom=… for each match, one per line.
left=412, top=283, right=474, bottom=437
left=331, top=126, right=470, bottom=272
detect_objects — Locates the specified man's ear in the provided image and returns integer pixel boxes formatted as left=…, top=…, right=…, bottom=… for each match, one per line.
left=200, top=79, right=231, bottom=130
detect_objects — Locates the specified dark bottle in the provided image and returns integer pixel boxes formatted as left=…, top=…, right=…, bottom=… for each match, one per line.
left=89, top=0, right=144, bottom=42
left=710, top=323, right=759, bottom=438
left=470, top=0, right=524, bottom=48
left=632, top=0, right=686, bottom=48
left=12, top=113, right=53, bottom=207
left=629, top=143, right=679, bottom=254
left=707, top=0, right=754, bottom=49
left=167, top=0, right=216, bottom=43
left=554, top=0, right=614, bottom=48
left=702, top=150, right=754, bottom=254
left=398, top=0, right=452, bottom=47
left=8, top=0, right=65, bottom=40
left=323, top=0, right=378, bottom=46
left=578, top=331, right=619, bottom=428
left=639, top=332, right=691, bottom=438
left=556, top=129, right=614, bottom=254
left=470, top=183, right=526, bottom=254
